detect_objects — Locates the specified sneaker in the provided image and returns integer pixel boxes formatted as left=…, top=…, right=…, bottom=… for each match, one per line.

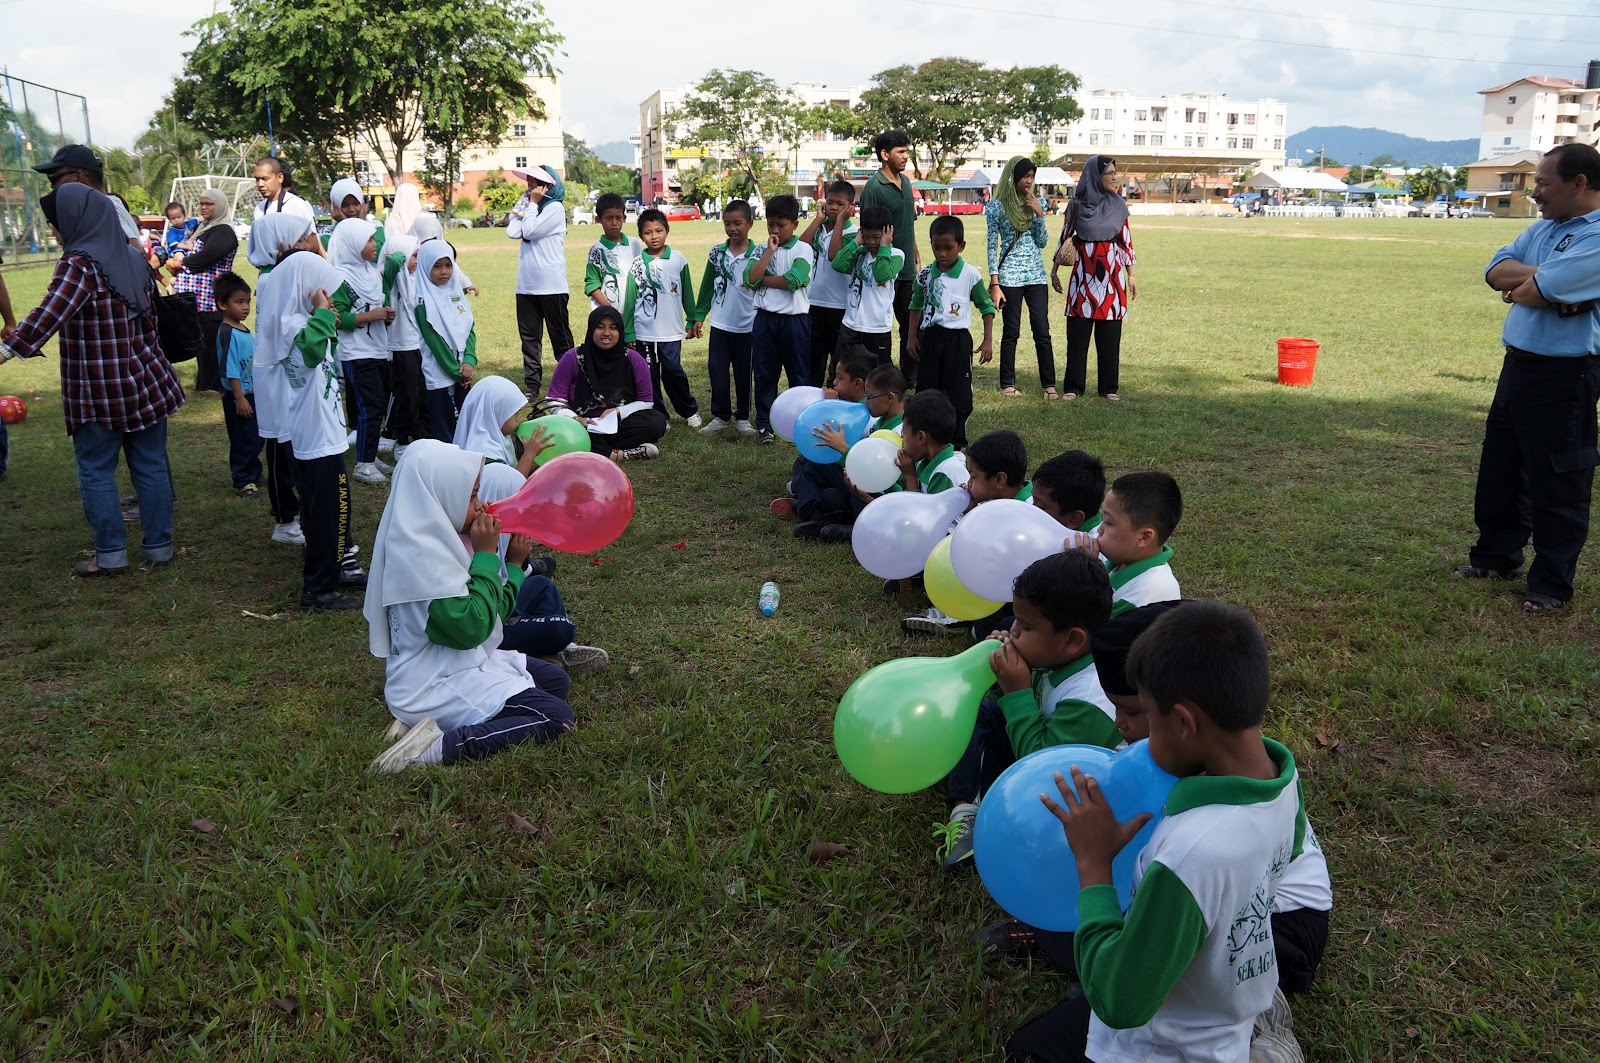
left=338, top=566, right=368, bottom=588
left=820, top=523, right=853, bottom=544
left=526, top=556, right=557, bottom=578
left=374, top=458, right=395, bottom=475
left=903, top=606, right=968, bottom=637
left=685, top=413, right=704, bottom=429
left=300, top=590, right=361, bottom=612
left=383, top=718, right=411, bottom=742
left=612, top=443, right=659, bottom=461
left=1250, top=1024, right=1303, bottom=1063
left=937, top=802, right=979, bottom=871
left=237, top=483, right=260, bottom=498
left=122, top=506, right=140, bottom=522
left=1254, top=987, right=1295, bottom=1040
left=758, top=429, right=776, bottom=445
left=735, top=419, right=757, bottom=437
left=393, top=442, right=409, bottom=465
left=368, top=717, right=444, bottom=774
left=352, top=462, right=389, bottom=485
left=973, top=918, right=1043, bottom=959
left=793, top=520, right=825, bottom=540
left=377, top=436, right=397, bottom=455
left=770, top=497, right=797, bottom=517
left=347, top=429, right=358, bottom=445
left=538, top=642, right=611, bottom=676
left=272, top=521, right=305, bottom=546
left=698, top=416, right=732, bottom=435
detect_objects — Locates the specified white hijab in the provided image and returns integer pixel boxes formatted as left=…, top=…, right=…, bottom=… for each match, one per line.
left=454, top=375, right=526, bottom=466
left=386, top=182, right=422, bottom=242
left=416, top=239, right=473, bottom=352
left=255, top=246, right=343, bottom=367
left=329, top=217, right=383, bottom=305
left=410, top=213, right=443, bottom=243
left=247, top=211, right=311, bottom=270
left=330, top=177, right=365, bottom=212
left=365, top=439, right=485, bottom=657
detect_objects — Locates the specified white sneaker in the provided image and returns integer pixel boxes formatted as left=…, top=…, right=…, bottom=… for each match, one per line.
left=393, top=442, right=409, bottom=464
left=902, top=606, right=967, bottom=637
left=539, top=642, right=611, bottom=676
left=352, top=462, right=389, bottom=485
left=734, top=419, right=757, bottom=437
left=368, top=717, right=444, bottom=774
left=347, top=429, right=358, bottom=445
left=271, top=521, right=305, bottom=546
left=374, top=457, right=394, bottom=475
left=685, top=413, right=704, bottom=429
left=612, top=443, right=659, bottom=461
left=699, top=416, right=732, bottom=435
left=384, top=718, right=411, bottom=742
left=377, top=436, right=397, bottom=455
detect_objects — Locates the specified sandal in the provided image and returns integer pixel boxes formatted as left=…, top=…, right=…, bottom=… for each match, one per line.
left=1521, top=593, right=1565, bottom=614
left=1000, top=386, right=1024, bottom=397
left=1452, top=564, right=1523, bottom=580
left=1104, top=393, right=1121, bottom=403
left=72, top=559, right=127, bottom=578
left=1043, top=388, right=1060, bottom=401
left=1061, top=391, right=1079, bottom=401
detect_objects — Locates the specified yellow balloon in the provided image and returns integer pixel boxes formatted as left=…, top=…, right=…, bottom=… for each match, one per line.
left=925, top=535, right=1004, bottom=621
left=870, top=429, right=902, bottom=446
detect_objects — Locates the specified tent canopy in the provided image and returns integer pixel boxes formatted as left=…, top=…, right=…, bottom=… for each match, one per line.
left=1033, top=166, right=1073, bottom=185
left=912, top=180, right=951, bottom=191
left=951, top=173, right=992, bottom=190
left=1244, top=170, right=1349, bottom=193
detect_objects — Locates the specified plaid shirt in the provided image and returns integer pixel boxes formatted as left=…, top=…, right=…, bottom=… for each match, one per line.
left=8, top=254, right=185, bottom=434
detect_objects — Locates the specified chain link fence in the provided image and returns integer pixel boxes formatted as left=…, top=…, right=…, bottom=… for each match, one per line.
left=1, top=74, right=91, bottom=266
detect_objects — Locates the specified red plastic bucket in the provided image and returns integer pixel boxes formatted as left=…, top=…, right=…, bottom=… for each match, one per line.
left=1277, top=338, right=1319, bottom=386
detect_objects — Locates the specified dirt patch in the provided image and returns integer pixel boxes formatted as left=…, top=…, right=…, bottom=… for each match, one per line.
left=1364, top=737, right=1592, bottom=806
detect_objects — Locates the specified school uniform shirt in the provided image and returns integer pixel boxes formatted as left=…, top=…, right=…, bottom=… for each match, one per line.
left=223, top=325, right=254, bottom=393
left=622, top=246, right=698, bottom=342
left=1078, top=740, right=1304, bottom=1063
left=833, top=243, right=905, bottom=334
left=416, top=302, right=477, bottom=390
left=910, top=257, right=996, bottom=331
left=1108, top=545, right=1180, bottom=615
left=696, top=241, right=763, bottom=334
left=995, top=653, right=1121, bottom=756
left=1273, top=818, right=1333, bottom=914
left=385, top=551, right=536, bottom=730
left=252, top=190, right=317, bottom=221
left=585, top=235, right=644, bottom=309
left=808, top=221, right=860, bottom=310
left=281, top=307, right=347, bottom=460
left=331, top=284, right=390, bottom=363
left=506, top=197, right=568, bottom=295
left=866, top=411, right=904, bottom=435
left=893, top=444, right=968, bottom=495
left=251, top=268, right=290, bottom=441
left=747, top=237, right=814, bottom=315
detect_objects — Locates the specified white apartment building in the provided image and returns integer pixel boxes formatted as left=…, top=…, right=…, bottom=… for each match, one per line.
left=1477, top=71, right=1600, bottom=160
left=639, top=81, right=1287, bottom=203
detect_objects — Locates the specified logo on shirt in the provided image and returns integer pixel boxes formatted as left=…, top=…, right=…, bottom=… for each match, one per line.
left=1556, top=234, right=1575, bottom=253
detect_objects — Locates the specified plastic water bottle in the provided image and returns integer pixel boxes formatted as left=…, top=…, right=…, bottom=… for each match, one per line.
left=759, top=581, right=780, bottom=617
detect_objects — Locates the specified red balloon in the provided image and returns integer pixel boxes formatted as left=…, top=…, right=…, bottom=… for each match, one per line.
left=485, top=450, right=635, bottom=553
left=0, top=396, right=27, bottom=425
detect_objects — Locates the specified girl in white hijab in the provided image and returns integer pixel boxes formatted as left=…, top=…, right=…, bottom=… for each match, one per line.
left=329, top=217, right=395, bottom=481
left=385, top=181, right=422, bottom=244
left=414, top=239, right=476, bottom=440
left=366, top=439, right=575, bottom=772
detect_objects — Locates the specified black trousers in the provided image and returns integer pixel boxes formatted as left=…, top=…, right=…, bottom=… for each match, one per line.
left=441, top=661, right=574, bottom=763
left=894, top=278, right=916, bottom=389
left=425, top=384, right=464, bottom=442
left=915, top=327, right=975, bottom=447
left=588, top=408, right=668, bottom=454
left=342, top=359, right=390, bottom=464
left=836, top=325, right=893, bottom=368
left=386, top=348, right=429, bottom=445
left=265, top=439, right=299, bottom=524
left=636, top=340, right=699, bottom=419
left=1005, top=986, right=1092, bottom=1063
left=515, top=292, right=574, bottom=398
left=219, top=391, right=263, bottom=489
left=1064, top=317, right=1123, bottom=396
left=999, top=283, right=1056, bottom=390
left=1272, top=906, right=1330, bottom=994
left=292, top=453, right=352, bottom=595
left=708, top=327, right=753, bottom=422
left=809, top=305, right=846, bottom=386
left=1470, top=352, right=1600, bottom=602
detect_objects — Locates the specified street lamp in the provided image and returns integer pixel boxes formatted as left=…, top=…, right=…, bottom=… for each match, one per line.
left=1305, top=145, right=1326, bottom=202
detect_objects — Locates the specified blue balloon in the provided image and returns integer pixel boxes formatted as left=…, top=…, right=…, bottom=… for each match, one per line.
left=973, top=740, right=1177, bottom=932
left=793, top=399, right=873, bottom=465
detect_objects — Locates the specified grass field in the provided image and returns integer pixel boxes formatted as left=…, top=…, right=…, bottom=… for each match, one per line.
left=1, top=216, right=1597, bottom=1061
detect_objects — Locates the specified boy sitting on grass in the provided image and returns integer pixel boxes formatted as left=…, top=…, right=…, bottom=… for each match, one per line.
left=1006, top=601, right=1308, bottom=1063
left=1031, top=449, right=1106, bottom=532
left=772, top=347, right=879, bottom=540
left=872, top=390, right=968, bottom=596
left=1071, top=470, right=1182, bottom=614
left=937, top=552, right=1118, bottom=871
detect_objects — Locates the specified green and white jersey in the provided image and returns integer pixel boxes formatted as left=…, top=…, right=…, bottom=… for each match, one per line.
left=1273, top=818, right=1332, bottom=913
left=809, top=220, right=859, bottom=309
left=833, top=242, right=904, bottom=334
left=1108, top=545, right=1180, bottom=616
left=1080, top=740, right=1305, bottom=1063
left=995, top=653, right=1121, bottom=757
left=748, top=237, right=814, bottom=315
left=622, top=246, right=698, bottom=342
left=282, top=307, right=347, bottom=461
left=585, top=235, right=643, bottom=310
left=696, top=241, right=763, bottom=334
left=910, top=257, right=995, bottom=331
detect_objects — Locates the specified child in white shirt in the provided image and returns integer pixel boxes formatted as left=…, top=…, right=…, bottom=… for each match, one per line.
left=622, top=208, right=702, bottom=427
left=746, top=194, right=815, bottom=443
left=694, top=199, right=762, bottom=436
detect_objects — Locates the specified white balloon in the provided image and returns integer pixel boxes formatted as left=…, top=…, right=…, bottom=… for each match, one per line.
left=843, top=437, right=901, bottom=494
left=949, top=499, right=1070, bottom=602
left=852, top=489, right=972, bottom=580
left=770, top=386, right=825, bottom=442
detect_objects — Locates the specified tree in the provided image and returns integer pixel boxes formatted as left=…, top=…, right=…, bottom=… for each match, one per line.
left=1370, top=153, right=1401, bottom=169
left=478, top=169, right=522, bottom=213
left=853, top=58, right=1017, bottom=181
left=564, top=133, right=606, bottom=186
left=1031, top=144, right=1052, bottom=167
left=1407, top=164, right=1455, bottom=200
left=672, top=70, right=801, bottom=189
left=1007, top=65, right=1083, bottom=151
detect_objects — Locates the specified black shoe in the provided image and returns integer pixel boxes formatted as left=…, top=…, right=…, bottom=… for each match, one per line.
left=1452, top=563, right=1523, bottom=580
left=338, top=566, right=368, bottom=588
left=819, top=523, right=853, bottom=544
left=758, top=429, right=776, bottom=445
left=300, top=590, right=361, bottom=612
left=793, top=520, right=825, bottom=540
left=526, top=556, right=557, bottom=578
left=973, top=918, right=1043, bottom=959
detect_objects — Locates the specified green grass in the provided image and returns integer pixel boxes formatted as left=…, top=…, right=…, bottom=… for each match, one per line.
left=2, top=217, right=1598, bottom=1060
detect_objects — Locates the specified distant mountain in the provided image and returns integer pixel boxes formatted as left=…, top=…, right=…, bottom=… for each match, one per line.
left=592, top=140, right=635, bottom=166
left=1286, top=126, right=1479, bottom=167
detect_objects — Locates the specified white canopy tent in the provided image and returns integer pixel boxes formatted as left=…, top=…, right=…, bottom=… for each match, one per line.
left=1243, top=170, right=1349, bottom=194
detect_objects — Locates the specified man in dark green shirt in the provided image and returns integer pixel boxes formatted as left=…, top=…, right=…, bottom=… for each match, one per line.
left=859, top=129, right=921, bottom=386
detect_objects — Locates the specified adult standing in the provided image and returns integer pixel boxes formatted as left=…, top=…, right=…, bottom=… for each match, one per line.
left=985, top=156, right=1056, bottom=399
left=31, top=144, right=140, bottom=241
left=167, top=188, right=239, bottom=392
left=507, top=165, right=573, bottom=400
left=1052, top=155, right=1135, bottom=402
left=0, top=184, right=185, bottom=575
left=859, top=130, right=920, bottom=387
left=252, top=156, right=316, bottom=221
left=1465, top=143, right=1600, bottom=614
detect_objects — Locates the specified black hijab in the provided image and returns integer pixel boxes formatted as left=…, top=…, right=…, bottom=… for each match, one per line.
left=41, top=183, right=153, bottom=314
left=571, top=306, right=637, bottom=413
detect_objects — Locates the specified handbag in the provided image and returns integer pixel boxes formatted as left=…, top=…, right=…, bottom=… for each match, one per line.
left=155, top=290, right=204, bottom=364
left=1052, top=202, right=1079, bottom=269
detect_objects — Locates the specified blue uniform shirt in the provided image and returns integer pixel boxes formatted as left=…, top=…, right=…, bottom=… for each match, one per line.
left=222, top=325, right=254, bottom=393
left=1486, top=207, right=1600, bottom=356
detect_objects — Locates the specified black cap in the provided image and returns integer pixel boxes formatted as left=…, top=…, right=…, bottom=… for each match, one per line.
left=1090, top=601, right=1183, bottom=696
left=32, top=144, right=103, bottom=176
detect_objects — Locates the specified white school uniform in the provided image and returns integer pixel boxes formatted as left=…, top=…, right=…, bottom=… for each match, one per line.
left=751, top=237, right=814, bottom=315
left=916, top=258, right=989, bottom=331
left=247, top=212, right=317, bottom=441
left=1273, top=818, right=1333, bottom=913
left=1108, top=547, right=1181, bottom=613
left=705, top=242, right=762, bottom=334
left=587, top=235, right=644, bottom=310
left=258, top=247, right=347, bottom=460
left=415, top=241, right=474, bottom=391
left=329, top=218, right=389, bottom=362
left=839, top=245, right=905, bottom=334
left=808, top=221, right=859, bottom=310
left=625, top=247, right=695, bottom=342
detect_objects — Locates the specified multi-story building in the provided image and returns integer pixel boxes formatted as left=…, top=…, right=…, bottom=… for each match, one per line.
left=639, top=81, right=1287, bottom=203
left=1477, top=67, right=1600, bottom=160
left=1462, top=150, right=1541, bottom=218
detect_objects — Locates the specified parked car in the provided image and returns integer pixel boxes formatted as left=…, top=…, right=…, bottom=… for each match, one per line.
left=663, top=203, right=702, bottom=222
left=624, top=197, right=642, bottom=219
left=571, top=205, right=595, bottom=225
left=1460, top=206, right=1496, bottom=219
left=1418, top=202, right=1452, bottom=218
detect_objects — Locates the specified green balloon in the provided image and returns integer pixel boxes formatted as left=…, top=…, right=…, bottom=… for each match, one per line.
left=517, top=415, right=591, bottom=465
left=833, top=640, right=997, bottom=794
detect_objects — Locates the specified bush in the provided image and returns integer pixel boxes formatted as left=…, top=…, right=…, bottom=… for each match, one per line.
left=454, top=194, right=477, bottom=216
